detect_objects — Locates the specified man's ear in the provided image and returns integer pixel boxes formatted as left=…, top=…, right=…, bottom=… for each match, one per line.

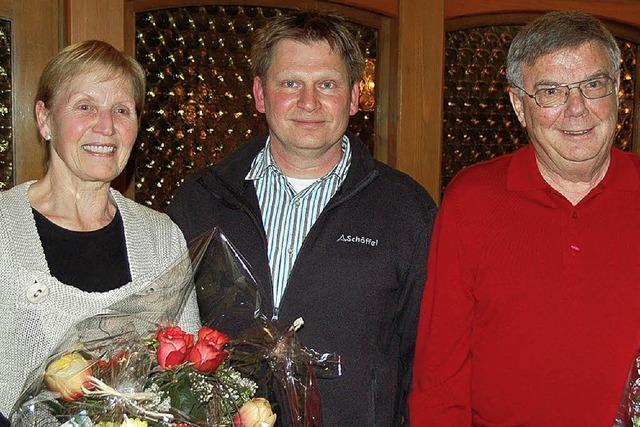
left=508, top=88, right=527, bottom=128
left=35, top=100, right=52, bottom=140
left=349, top=82, right=360, bottom=116
left=253, top=76, right=266, bottom=113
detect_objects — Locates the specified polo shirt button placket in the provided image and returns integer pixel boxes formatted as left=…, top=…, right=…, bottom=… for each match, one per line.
left=569, top=210, right=580, bottom=256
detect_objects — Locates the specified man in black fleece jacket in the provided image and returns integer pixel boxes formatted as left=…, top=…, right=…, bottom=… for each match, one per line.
left=168, top=11, right=437, bottom=426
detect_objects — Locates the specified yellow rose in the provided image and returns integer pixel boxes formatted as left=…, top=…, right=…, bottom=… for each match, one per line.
left=44, top=352, right=93, bottom=401
left=95, top=418, right=148, bottom=427
left=232, top=398, right=277, bottom=427
left=122, top=419, right=148, bottom=427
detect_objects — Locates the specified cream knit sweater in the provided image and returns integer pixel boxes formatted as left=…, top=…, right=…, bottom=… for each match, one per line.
left=0, top=181, right=200, bottom=415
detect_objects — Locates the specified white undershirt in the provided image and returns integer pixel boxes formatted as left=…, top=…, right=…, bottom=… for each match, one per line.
left=286, top=176, right=319, bottom=193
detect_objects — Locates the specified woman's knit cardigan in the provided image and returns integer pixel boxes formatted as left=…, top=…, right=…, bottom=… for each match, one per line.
left=0, top=181, right=200, bottom=415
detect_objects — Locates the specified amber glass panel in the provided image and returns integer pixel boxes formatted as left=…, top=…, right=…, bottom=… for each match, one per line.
left=135, top=5, right=377, bottom=210
left=0, top=19, right=12, bottom=190
left=442, top=25, right=637, bottom=194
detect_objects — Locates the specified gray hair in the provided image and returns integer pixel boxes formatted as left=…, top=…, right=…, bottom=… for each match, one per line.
left=506, top=11, right=621, bottom=87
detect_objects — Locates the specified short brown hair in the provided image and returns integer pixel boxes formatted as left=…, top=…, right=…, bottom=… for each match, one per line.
left=35, top=39, right=146, bottom=118
left=250, top=11, right=364, bottom=87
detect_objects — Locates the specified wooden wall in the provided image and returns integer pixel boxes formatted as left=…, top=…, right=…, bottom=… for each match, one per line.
left=1, top=0, right=61, bottom=185
left=395, top=0, right=443, bottom=197
left=66, top=0, right=124, bottom=47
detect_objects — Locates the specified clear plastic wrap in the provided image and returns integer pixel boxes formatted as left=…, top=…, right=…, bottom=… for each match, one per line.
left=11, top=227, right=342, bottom=426
left=186, top=228, right=343, bottom=426
left=614, top=352, right=640, bottom=427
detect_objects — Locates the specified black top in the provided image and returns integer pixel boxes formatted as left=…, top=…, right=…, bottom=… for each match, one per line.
left=33, top=209, right=131, bottom=292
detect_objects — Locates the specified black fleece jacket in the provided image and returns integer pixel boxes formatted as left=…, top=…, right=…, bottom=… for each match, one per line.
left=168, top=132, right=437, bottom=426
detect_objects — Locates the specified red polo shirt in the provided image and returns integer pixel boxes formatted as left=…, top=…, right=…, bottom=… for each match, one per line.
left=410, top=145, right=640, bottom=426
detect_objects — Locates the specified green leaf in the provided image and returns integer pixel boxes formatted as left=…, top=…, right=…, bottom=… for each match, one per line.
left=167, top=380, right=200, bottom=415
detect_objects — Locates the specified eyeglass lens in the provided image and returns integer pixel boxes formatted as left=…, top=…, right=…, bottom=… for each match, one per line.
left=534, top=76, right=614, bottom=107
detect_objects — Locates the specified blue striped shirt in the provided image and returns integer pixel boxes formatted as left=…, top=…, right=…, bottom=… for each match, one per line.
left=246, top=136, right=352, bottom=318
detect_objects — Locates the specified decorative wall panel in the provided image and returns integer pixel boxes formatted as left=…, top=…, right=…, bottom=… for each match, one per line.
left=135, top=5, right=377, bottom=210
left=0, top=20, right=12, bottom=190
left=441, top=24, right=637, bottom=194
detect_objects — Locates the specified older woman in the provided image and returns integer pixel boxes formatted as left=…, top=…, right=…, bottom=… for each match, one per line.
left=0, top=40, right=200, bottom=415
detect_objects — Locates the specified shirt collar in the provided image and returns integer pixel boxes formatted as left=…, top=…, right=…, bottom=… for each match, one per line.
left=599, top=147, right=640, bottom=190
left=506, top=144, right=547, bottom=191
left=246, top=135, right=352, bottom=182
left=506, top=144, right=640, bottom=191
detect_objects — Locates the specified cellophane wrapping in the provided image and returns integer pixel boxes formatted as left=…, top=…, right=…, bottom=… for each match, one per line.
left=11, top=227, right=342, bottom=426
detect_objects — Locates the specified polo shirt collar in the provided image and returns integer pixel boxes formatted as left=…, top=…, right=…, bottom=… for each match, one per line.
left=506, top=144, right=547, bottom=191
left=506, top=144, right=640, bottom=191
left=599, top=147, right=640, bottom=190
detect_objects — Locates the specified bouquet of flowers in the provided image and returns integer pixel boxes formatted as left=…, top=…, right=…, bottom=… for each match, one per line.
left=33, top=324, right=274, bottom=426
left=11, top=228, right=341, bottom=426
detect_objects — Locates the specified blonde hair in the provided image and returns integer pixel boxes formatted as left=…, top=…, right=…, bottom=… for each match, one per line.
left=36, top=40, right=146, bottom=118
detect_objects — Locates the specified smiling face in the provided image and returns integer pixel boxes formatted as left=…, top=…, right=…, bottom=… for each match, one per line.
left=36, top=72, right=138, bottom=185
left=509, top=42, right=619, bottom=179
left=253, top=39, right=359, bottom=174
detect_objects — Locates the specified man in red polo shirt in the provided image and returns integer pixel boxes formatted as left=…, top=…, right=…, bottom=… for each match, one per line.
left=409, top=11, right=640, bottom=426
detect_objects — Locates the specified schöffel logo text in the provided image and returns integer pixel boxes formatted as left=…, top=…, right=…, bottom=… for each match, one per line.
left=337, top=234, right=379, bottom=247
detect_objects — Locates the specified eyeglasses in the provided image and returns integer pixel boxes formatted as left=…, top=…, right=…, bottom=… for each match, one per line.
left=513, top=75, right=616, bottom=108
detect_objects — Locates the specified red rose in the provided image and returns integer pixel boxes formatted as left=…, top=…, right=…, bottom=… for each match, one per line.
left=156, top=326, right=194, bottom=368
left=187, top=326, right=229, bottom=373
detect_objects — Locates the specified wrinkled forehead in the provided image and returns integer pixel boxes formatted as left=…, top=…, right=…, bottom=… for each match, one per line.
left=51, top=70, right=134, bottom=103
left=267, top=38, right=348, bottom=74
left=534, top=40, right=610, bottom=62
left=271, top=38, right=334, bottom=58
left=522, top=41, right=614, bottom=84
